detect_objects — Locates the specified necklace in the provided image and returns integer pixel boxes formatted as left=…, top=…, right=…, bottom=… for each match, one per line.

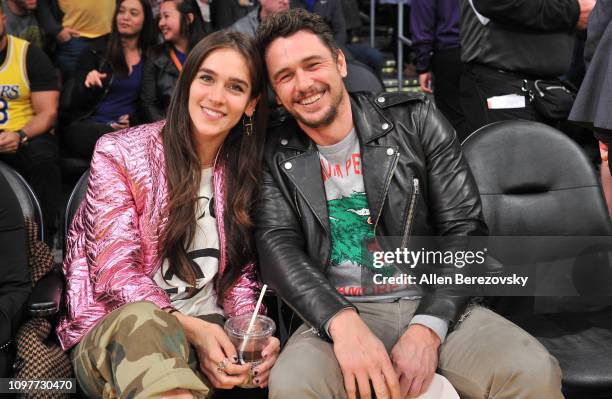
left=199, top=145, right=223, bottom=169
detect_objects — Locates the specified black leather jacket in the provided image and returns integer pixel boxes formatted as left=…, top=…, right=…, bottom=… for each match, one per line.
left=255, top=92, right=488, bottom=339
left=140, top=44, right=180, bottom=123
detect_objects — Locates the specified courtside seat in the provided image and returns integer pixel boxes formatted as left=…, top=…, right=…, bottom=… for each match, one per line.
left=462, top=120, right=612, bottom=398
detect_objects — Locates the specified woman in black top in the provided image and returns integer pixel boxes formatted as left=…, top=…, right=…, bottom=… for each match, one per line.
left=60, top=0, right=157, bottom=160
left=140, top=0, right=205, bottom=123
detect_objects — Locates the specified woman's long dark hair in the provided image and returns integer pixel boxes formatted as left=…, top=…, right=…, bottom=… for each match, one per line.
left=161, top=0, right=206, bottom=51
left=161, top=30, right=268, bottom=302
left=105, top=0, right=157, bottom=77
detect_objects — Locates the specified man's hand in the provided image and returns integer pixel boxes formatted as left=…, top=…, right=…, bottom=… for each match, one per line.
left=600, top=141, right=608, bottom=163
left=390, top=324, right=440, bottom=398
left=0, top=131, right=21, bottom=153
left=56, top=27, right=80, bottom=43
left=576, top=0, right=596, bottom=30
left=419, top=72, right=433, bottom=94
left=329, top=309, right=401, bottom=399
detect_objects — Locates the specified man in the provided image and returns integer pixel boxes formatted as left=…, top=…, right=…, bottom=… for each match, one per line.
left=460, top=0, right=595, bottom=134
left=35, top=0, right=115, bottom=77
left=255, top=9, right=563, bottom=399
left=410, top=0, right=466, bottom=140
left=0, top=1, right=60, bottom=245
left=1, top=0, right=41, bottom=47
left=231, top=0, right=290, bottom=37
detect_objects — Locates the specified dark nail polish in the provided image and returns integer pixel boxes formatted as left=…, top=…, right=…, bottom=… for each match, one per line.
left=254, top=378, right=260, bottom=384
left=253, top=369, right=259, bottom=376
left=232, top=355, right=238, bottom=363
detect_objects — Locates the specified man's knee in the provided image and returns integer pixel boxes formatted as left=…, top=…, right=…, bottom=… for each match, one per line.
left=268, top=335, right=345, bottom=399
left=494, top=347, right=562, bottom=397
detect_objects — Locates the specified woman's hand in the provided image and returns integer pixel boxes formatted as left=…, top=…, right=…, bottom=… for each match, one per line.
left=84, top=70, right=108, bottom=88
left=175, top=313, right=251, bottom=389
left=110, top=114, right=130, bottom=131
left=251, top=336, right=280, bottom=388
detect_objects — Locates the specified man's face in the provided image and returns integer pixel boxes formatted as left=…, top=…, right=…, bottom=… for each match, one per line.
left=259, top=0, right=290, bottom=15
left=265, top=30, right=347, bottom=129
left=15, top=0, right=37, bottom=11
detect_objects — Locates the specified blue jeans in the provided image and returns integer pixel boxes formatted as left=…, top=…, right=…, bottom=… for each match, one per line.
left=54, top=37, right=96, bottom=77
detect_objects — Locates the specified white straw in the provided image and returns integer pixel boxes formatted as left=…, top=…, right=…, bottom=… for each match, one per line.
left=238, top=284, right=268, bottom=362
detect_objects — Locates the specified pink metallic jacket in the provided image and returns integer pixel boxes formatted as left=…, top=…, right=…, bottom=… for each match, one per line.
left=57, top=122, right=263, bottom=350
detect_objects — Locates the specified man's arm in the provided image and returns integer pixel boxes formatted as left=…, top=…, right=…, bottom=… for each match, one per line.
left=255, top=163, right=354, bottom=337
left=410, top=0, right=436, bottom=74
left=255, top=156, right=401, bottom=399
left=389, top=98, right=487, bottom=398
left=0, top=46, right=59, bottom=152
left=20, top=90, right=59, bottom=140
left=473, top=0, right=582, bottom=31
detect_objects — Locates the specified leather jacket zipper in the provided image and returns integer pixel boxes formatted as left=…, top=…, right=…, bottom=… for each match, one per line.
left=373, top=151, right=400, bottom=236
left=400, top=177, right=420, bottom=249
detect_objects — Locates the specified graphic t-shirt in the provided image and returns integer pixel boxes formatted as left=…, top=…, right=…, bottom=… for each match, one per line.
left=317, top=129, right=420, bottom=300
left=153, top=167, right=223, bottom=316
left=1, top=4, right=42, bottom=47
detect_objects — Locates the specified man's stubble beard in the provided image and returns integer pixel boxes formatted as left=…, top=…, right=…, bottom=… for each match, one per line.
left=292, top=83, right=345, bottom=129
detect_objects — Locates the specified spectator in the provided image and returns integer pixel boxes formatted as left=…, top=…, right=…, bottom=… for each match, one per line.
left=292, top=0, right=384, bottom=77
left=0, top=2, right=61, bottom=246
left=411, top=0, right=466, bottom=140
left=231, top=0, right=290, bottom=37
left=0, top=171, right=30, bottom=378
left=460, top=0, right=595, bottom=134
left=57, top=30, right=279, bottom=397
left=60, top=0, right=157, bottom=160
left=210, top=0, right=255, bottom=30
left=570, top=0, right=612, bottom=215
left=1, top=0, right=42, bottom=47
left=256, top=9, right=564, bottom=399
left=141, top=0, right=205, bottom=123
left=196, top=0, right=212, bottom=33
left=36, top=0, right=116, bottom=78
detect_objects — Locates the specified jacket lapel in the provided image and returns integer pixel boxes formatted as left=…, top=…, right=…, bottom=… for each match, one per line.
left=280, top=150, right=330, bottom=234
left=351, top=95, right=396, bottom=229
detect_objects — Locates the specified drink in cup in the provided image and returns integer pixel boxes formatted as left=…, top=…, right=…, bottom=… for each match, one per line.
left=224, top=314, right=276, bottom=388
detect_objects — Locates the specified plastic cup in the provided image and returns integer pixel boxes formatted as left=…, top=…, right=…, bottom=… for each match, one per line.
left=224, top=314, right=276, bottom=388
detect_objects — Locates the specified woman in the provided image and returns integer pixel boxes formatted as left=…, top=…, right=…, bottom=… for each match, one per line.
left=60, top=0, right=157, bottom=160
left=141, top=0, right=206, bottom=122
left=57, top=30, right=278, bottom=398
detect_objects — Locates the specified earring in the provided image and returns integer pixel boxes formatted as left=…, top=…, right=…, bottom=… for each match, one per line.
left=243, top=114, right=254, bottom=136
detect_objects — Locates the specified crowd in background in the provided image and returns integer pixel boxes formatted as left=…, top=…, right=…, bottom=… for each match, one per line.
left=0, top=0, right=608, bottom=246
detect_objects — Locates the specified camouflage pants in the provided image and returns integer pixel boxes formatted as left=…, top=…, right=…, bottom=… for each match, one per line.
left=70, top=301, right=213, bottom=399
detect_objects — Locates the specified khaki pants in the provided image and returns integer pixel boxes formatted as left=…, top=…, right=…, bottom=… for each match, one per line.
left=70, top=301, right=213, bottom=399
left=269, top=301, right=564, bottom=399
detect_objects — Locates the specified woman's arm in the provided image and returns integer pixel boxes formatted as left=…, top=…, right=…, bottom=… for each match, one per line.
left=81, top=134, right=172, bottom=309
left=222, top=261, right=266, bottom=318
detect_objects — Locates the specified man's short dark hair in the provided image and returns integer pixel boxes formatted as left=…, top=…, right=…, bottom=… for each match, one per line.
left=257, top=8, right=339, bottom=59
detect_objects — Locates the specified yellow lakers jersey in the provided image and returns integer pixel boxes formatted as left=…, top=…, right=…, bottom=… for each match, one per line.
left=0, top=35, right=33, bottom=132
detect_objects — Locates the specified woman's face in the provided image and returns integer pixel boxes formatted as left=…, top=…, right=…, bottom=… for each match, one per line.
left=159, top=1, right=183, bottom=44
left=116, top=0, right=145, bottom=37
left=188, top=47, right=258, bottom=142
